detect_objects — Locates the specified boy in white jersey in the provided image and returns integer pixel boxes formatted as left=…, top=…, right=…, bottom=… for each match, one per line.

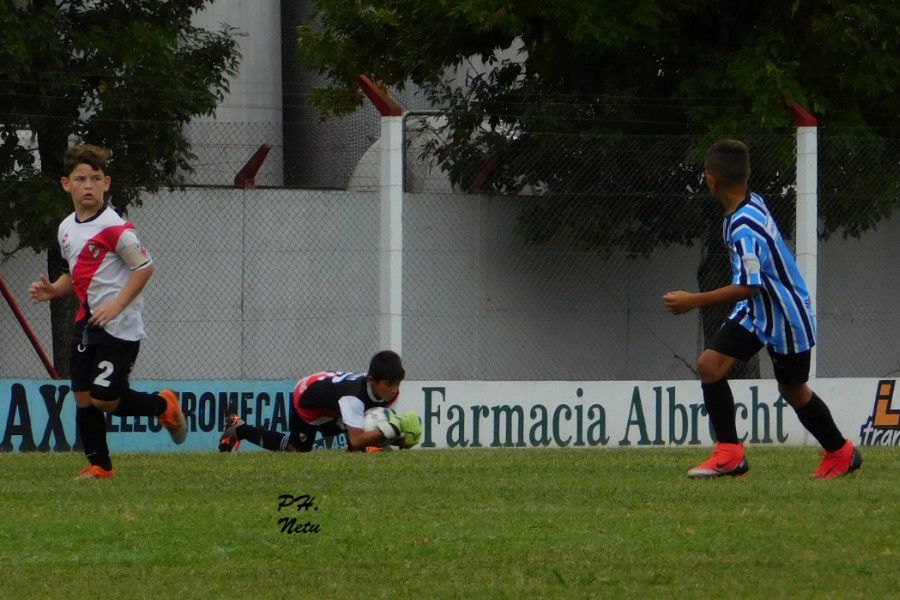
left=663, top=139, right=861, bottom=479
left=29, top=144, right=187, bottom=479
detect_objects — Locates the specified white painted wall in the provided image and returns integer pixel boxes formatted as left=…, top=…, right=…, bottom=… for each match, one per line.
left=185, top=0, right=284, bottom=186
left=1, top=190, right=896, bottom=381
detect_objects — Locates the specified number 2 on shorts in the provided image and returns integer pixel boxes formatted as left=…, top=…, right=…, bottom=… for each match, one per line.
left=94, top=360, right=114, bottom=387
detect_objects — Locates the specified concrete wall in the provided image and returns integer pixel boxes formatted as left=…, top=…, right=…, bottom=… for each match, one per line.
left=402, top=194, right=899, bottom=380
left=1, top=190, right=896, bottom=381
left=185, top=0, right=285, bottom=186
left=403, top=193, right=706, bottom=380
left=817, top=219, right=900, bottom=377
left=1, top=188, right=379, bottom=380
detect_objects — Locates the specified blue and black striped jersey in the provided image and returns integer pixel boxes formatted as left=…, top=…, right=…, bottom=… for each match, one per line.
left=724, top=192, right=816, bottom=354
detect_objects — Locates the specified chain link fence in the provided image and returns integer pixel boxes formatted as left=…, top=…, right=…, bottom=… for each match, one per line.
left=1, top=185, right=381, bottom=380
left=1, top=118, right=897, bottom=381
left=401, top=115, right=899, bottom=380
left=0, top=120, right=381, bottom=380
left=403, top=118, right=794, bottom=380
left=181, top=121, right=285, bottom=187
left=817, top=132, right=900, bottom=378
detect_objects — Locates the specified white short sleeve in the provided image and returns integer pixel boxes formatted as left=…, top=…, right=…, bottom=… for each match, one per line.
left=116, top=229, right=153, bottom=271
left=338, top=396, right=366, bottom=429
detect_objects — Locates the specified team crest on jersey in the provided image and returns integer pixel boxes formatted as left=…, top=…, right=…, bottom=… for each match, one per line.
left=859, top=379, right=900, bottom=446
left=87, top=241, right=101, bottom=259
left=741, top=253, right=761, bottom=276
left=764, top=215, right=779, bottom=238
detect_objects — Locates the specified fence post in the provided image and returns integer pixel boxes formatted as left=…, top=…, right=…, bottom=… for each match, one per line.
left=358, top=75, right=404, bottom=353
left=786, top=99, right=818, bottom=378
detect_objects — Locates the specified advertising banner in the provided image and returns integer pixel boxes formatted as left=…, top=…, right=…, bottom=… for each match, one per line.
left=1, top=378, right=896, bottom=452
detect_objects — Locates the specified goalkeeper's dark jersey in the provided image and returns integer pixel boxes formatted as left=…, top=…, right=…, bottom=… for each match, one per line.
left=291, top=371, right=395, bottom=429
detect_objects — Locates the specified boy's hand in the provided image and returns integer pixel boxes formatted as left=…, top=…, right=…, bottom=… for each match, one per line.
left=397, top=411, right=423, bottom=448
left=28, top=274, right=55, bottom=303
left=375, top=410, right=423, bottom=448
left=376, top=411, right=404, bottom=443
left=89, top=301, right=124, bottom=327
left=663, top=290, right=697, bottom=315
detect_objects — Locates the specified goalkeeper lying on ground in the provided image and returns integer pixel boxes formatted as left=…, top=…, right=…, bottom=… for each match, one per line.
left=218, top=350, right=422, bottom=452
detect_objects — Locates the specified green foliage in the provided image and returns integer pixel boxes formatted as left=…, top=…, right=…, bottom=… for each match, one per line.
left=0, top=0, right=241, bottom=252
left=0, top=448, right=897, bottom=596
left=300, top=0, right=900, bottom=247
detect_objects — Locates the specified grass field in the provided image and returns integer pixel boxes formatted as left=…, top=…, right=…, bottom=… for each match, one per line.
left=1, top=447, right=897, bottom=599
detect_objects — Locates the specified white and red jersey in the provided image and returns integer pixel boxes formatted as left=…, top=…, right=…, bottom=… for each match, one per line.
left=58, top=205, right=153, bottom=341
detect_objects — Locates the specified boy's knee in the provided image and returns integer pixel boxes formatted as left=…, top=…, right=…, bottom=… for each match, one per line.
left=778, top=382, right=811, bottom=408
left=90, top=397, right=119, bottom=412
left=75, top=391, right=94, bottom=408
left=289, top=431, right=314, bottom=453
left=696, top=352, right=728, bottom=384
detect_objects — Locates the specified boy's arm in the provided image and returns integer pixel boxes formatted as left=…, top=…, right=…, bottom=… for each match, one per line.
left=88, top=264, right=154, bottom=327
left=663, top=284, right=756, bottom=315
left=665, top=231, right=764, bottom=315
left=345, top=426, right=388, bottom=451
left=338, top=396, right=391, bottom=451
left=29, top=273, right=74, bottom=302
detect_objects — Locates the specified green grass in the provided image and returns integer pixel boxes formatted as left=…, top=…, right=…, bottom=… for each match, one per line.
left=0, top=447, right=897, bottom=599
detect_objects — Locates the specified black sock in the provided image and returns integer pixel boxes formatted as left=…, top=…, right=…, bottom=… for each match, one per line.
left=236, top=424, right=290, bottom=451
left=76, top=405, right=112, bottom=471
left=795, top=394, right=845, bottom=452
left=114, top=389, right=166, bottom=417
left=702, top=379, right=740, bottom=444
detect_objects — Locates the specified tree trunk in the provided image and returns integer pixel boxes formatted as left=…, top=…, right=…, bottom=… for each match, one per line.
left=47, top=244, right=77, bottom=378
left=38, top=125, right=75, bottom=378
left=697, top=234, right=760, bottom=379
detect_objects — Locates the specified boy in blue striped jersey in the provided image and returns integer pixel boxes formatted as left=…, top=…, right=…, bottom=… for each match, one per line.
left=663, top=139, right=862, bottom=479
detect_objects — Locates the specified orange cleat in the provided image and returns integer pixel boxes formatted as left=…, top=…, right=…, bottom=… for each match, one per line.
left=218, top=414, right=244, bottom=452
left=364, top=446, right=384, bottom=453
left=813, top=439, right=863, bottom=479
left=75, top=464, right=114, bottom=480
left=687, top=442, right=749, bottom=479
left=158, top=389, right=187, bottom=445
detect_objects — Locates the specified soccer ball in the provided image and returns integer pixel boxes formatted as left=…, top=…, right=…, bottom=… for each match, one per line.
left=363, top=406, right=394, bottom=432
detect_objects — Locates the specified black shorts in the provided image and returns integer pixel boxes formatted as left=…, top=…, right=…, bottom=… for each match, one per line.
left=708, top=319, right=811, bottom=385
left=71, top=338, right=140, bottom=402
left=287, top=408, right=345, bottom=452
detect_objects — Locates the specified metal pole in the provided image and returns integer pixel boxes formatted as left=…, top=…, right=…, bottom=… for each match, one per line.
left=0, top=275, right=61, bottom=379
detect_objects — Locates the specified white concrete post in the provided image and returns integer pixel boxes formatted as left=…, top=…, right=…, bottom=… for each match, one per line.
left=379, top=115, right=404, bottom=353
left=795, top=125, right=818, bottom=378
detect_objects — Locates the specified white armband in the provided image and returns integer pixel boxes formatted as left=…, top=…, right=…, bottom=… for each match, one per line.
left=117, top=229, right=153, bottom=270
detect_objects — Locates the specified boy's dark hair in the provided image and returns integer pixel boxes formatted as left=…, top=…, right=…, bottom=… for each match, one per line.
left=368, top=350, right=405, bottom=383
left=64, top=144, right=110, bottom=176
left=705, top=139, right=750, bottom=188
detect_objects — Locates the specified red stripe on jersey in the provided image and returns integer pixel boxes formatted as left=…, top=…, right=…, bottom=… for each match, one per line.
left=71, top=223, right=134, bottom=321
left=292, top=371, right=339, bottom=422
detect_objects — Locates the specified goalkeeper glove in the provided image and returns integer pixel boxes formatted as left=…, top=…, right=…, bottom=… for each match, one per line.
left=375, top=410, right=403, bottom=444
left=397, top=411, right=423, bottom=448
